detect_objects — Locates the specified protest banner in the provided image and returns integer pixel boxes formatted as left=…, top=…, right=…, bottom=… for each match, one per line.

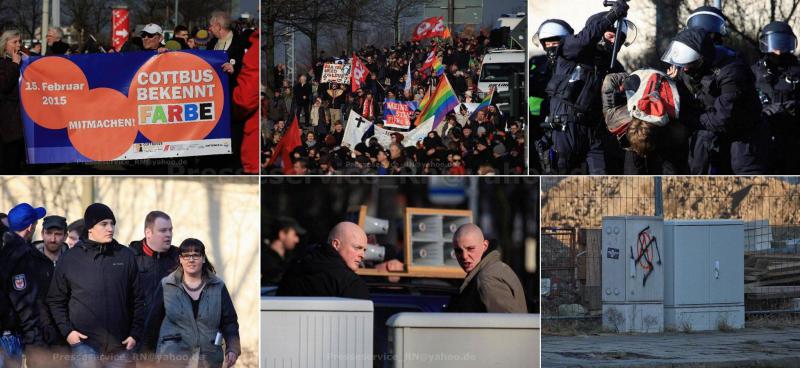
left=19, top=50, right=231, bottom=164
left=382, top=99, right=418, bottom=129
left=321, top=62, right=351, bottom=84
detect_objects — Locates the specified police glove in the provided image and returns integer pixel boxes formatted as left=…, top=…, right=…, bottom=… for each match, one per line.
left=782, top=100, right=797, bottom=116
left=762, top=102, right=783, bottom=117
left=605, top=0, right=629, bottom=23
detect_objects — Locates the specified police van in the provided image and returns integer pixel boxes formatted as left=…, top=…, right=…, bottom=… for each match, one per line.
left=478, top=49, right=526, bottom=114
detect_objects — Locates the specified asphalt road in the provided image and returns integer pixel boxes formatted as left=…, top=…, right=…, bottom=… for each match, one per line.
left=543, top=327, right=800, bottom=367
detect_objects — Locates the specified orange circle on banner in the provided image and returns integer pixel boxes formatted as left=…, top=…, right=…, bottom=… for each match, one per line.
left=67, top=88, right=138, bottom=161
left=20, top=57, right=89, bottom=130
left=129, top=52, right=224, bottom=143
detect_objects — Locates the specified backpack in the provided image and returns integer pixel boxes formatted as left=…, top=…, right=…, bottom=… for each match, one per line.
left=625, top=69, right=680, bottom=126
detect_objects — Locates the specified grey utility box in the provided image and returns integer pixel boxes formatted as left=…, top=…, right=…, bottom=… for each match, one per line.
left=663, top=220, right=745, bottom=331
left=261, top=297, right=373, bottom=368
left=386, top=313, right=540, bottom=368
left=602, top=216, right=664, bottom=333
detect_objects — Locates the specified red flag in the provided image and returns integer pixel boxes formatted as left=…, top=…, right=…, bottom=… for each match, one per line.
left=111, top=7, right=129, bottom=51
left=412, top=16, right=450, bottom=41
left=420, top=47, right=437, bottom=72
left=412, top=16, right=440, bottom=41
left=350, top=53, right=368, bottom=93
left=433, top=17, right=449, bottom=39
left=267, top=115, right=302, bottom=174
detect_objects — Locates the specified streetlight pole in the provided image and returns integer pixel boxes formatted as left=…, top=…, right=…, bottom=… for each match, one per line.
left=174, top=0, right=179, bottom=28
left=41, top=0, right=50, bottom=54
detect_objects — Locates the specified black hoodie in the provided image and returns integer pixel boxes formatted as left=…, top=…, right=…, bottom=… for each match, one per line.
left=46, top=239, right=145, bottom=354
left=276, top=243, right=370, bottom=300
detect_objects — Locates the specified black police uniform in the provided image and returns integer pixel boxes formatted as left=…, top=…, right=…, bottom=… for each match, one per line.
left=545, top=11, right=626, bottom=174
left=0, top=232, right=61, bottom=349
left=672, top=31, right=767, bottom=174
left=752, top=55, right=800, bottom=174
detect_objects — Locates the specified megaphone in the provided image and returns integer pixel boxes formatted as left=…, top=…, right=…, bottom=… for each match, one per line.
left=363, top=216, right=389, bottom=235
left=363, top=244, right=386, bottom=262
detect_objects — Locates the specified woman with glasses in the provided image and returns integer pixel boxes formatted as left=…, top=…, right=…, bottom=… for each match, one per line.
left=144, top=238, right=240, bottom=367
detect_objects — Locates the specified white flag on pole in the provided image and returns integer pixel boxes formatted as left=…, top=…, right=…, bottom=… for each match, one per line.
left=342, top=110, right=372, bottom=148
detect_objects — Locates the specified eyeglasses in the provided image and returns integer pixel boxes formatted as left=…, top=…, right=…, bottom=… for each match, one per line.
left=180, top=253, right=202, bottom=260
left=141, top=33, right=159, bottom=39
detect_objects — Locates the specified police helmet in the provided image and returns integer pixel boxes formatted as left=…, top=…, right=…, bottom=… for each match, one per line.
left=759, top=21, right=797, bottom=53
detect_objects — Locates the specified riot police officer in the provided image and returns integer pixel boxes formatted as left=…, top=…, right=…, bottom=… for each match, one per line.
left=545, top=1, right=633, bottom=174
left=531, top=19, right=574, bottom=173
left=662, top=28, right=766, bottom=174
left=752, top=21, right=800, bottom=174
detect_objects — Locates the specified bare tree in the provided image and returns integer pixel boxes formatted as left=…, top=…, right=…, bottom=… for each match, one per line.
left=63, top=0, right=111, bottom=48
left=9, top=0, right=40, bottom=40
left=274, top=0, right=338, bottom=67
left=653, top=0, right=681, bottom=63
left=374, top=0, right=433, bottom=45
left=125, top=0, right=228, bottom=31
left=681, top=0, right=800, bottom=61
left=264, top=0, right=282, bottom=91
left=333, top=0, right=376, bottom=53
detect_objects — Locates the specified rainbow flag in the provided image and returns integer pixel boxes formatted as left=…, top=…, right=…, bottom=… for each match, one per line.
left=470, top=86, right=495, bottom=119
left=433, top=55, right=444, bottom=77
left=415, top=74, right=459, bottom=130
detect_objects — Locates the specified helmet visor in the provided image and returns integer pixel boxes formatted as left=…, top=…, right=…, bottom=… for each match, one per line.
left=660, top=40, right=702, bottom=67
left=534, top=22, right=571, bottom=47
left=620, top=20, right=638, bottom=46
left=759, top=33, right=797, bottom=53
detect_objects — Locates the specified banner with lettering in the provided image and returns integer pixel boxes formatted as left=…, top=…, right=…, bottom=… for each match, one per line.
left=19, top=50, right=231, bottom=164
left=382, top=99, right=418, bottom=129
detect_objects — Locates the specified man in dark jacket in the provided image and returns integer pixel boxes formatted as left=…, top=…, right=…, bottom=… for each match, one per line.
left=207, top=10, right=250, bottom=88
left=0, top=203, right=68, bottom=367
left=262, top=217, right=305, bottom=286
left=277, top=222, right=370, bottom=299
left=445, top=224, right=527, bottom=313
left=293, top=74, right=313, bottom=123
left=662, top=29, right=766, bottom=174
left=47, top=203, right=145, bottom=367
left=129, top=211, right=179, bottom=307
left=545, top=3, right=630, bottom=174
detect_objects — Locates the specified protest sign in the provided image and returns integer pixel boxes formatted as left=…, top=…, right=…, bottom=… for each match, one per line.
left=382, top=99, right=418, bottom=129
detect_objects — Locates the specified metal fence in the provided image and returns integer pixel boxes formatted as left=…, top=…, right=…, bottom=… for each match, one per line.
left=541, top=176, right=800, bottom=318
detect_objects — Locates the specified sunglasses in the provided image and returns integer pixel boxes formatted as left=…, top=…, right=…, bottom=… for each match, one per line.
left=141, top=32, right=159, bottom=39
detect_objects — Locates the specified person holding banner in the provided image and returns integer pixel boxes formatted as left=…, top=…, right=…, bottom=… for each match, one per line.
left=0, top=30, right=24, bottom=174
left=45, top=28, right=69, bottom=56
left=121, top=23, right=167, bottom=52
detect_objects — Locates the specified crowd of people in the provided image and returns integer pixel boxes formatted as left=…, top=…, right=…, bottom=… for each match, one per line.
left=531, top=4, right=800, bottom=174
left=263, top=29, right=527, bottom=175
left=0, top=203, right=240, bottom=367
left=0, top=11, right=260, bottom=174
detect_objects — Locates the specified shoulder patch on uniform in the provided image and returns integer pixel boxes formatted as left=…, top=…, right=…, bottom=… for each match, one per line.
left=12, top=274, right=26, bottom=291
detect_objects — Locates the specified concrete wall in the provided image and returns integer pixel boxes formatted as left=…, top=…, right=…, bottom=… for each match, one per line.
left=0, top=176, right=260, bottom=367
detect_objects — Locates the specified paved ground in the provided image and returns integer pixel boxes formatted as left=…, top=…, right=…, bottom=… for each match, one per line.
left=543, top=327, right=800, bottom=367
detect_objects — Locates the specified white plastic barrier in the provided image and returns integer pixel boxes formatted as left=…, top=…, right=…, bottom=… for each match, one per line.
left=386, top=313, right=540, bottom=368
left=261, top=297, right=373, bottom=368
